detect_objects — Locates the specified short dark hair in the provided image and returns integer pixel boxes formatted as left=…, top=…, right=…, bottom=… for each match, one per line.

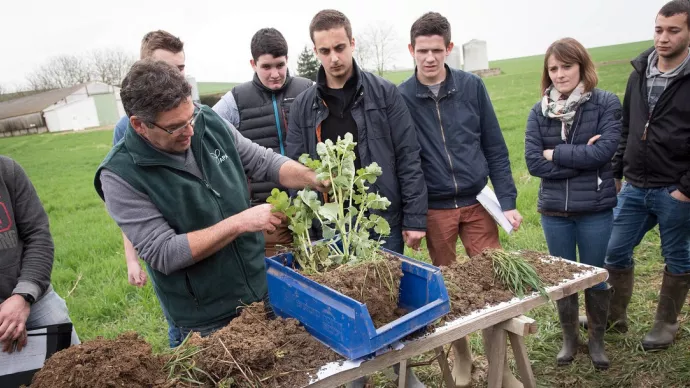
left=250, top=28, right=288, bottom=62
left=140, top=30, right=184, bottom=59
left=541, top=38, right=598, bottom=93
left=120, top=59, right=191, bottom=124
left=659, top=0, right=690, bottom=27
left=309, top=9, right=352, bottom=42
left=410, top=12, right=452, bottom=48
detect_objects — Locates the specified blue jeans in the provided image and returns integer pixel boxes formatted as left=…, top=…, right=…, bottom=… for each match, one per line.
left=605, top=183, right=690, bottom=274
left=168, top=296, right=275, bottom=348
left=376, top=222, right=404, bottom=254
left=169, top=317, right=236, bottom=348
left=541, top=210, right=613, bottom=290
left=145, top=266, right=183, bottom=348
left=26, top=289, right=80, bottom=345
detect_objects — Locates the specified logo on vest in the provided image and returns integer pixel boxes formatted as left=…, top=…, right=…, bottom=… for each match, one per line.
left=210, top=149, right=229, bottom=165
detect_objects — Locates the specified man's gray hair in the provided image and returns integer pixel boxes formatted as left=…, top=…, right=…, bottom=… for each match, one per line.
left=120, top=59, right=191, bottom=124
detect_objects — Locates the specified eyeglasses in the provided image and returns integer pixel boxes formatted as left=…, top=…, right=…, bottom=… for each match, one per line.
left=149, top=103, right=202, bottom=135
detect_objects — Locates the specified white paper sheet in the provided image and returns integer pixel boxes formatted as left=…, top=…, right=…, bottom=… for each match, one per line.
left=0, top=327, right=47, bottom=375
left=476, top=185, right=513, bottom=234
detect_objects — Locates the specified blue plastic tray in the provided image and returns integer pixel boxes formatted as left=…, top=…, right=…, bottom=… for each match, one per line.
left=265, top=248, right=450, bottom=360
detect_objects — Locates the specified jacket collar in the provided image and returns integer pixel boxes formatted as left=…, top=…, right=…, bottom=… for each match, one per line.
left=631, top=47, right=657, bottom=75
left=632, top=46, right=690, bottom=79
left=251, top=69, right=293, bottom=94
left=312, top=59, right=364, bottom=109
left=413, top=64, right=457, bottom=99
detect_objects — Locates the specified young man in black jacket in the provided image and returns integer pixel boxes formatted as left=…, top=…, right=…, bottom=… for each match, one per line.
left=398, top=13, right=523, bottom=388
left=605, top=0, right=690, bottom=351
left=286, top=9, right=427, bottom=388
left=213, top=28, right=313, bottom=257
left=286, top=10, right=428, bottom=257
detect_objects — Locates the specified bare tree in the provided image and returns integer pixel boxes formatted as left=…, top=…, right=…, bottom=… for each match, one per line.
left=357, top=23, right=398, bottom=76
left=89, top=48, right=136, bottom=86
left=25, top=47, right=135, bottom=91
left=354, top=36, right=373, bottom=71
left=26, top=55, right=92, bottom=90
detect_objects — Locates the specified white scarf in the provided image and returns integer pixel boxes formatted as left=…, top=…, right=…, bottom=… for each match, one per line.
left=541, top=82, right=591, bottom=141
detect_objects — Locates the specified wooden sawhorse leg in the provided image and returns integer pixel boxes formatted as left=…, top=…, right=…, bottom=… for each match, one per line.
left=482, top=315, right=538, bottom=388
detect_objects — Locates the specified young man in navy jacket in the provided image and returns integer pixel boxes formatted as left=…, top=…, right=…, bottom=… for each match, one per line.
left=398, top=12, right=523, bottom=388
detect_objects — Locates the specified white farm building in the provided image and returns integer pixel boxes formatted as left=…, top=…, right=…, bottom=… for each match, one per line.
left=0, top=82, right=125, bottom=137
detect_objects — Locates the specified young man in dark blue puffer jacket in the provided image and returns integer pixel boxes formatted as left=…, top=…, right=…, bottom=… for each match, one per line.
left=525, top=37, right=621, bottom=370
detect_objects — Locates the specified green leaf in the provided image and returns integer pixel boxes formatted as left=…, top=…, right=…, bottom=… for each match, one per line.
left=318, top=202, right=340, bottom=222
left=366, top=193, right=391, bottom=210
left=322, top=224, right=336, bottom=239
left=299, top=189, right=321, bottom=212
left=358, top=162, right=382, bottom=184
left=374, top=216, right=391, bottom=236
left=266, top=188, right=290, bottom=212
left=332, top=175, right=349, bottom=189
left=316, top=142, right=328, bottom=157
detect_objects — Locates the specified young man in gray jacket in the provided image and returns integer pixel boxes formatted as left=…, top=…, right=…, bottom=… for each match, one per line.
left=0, top=155, right=79, bottom=353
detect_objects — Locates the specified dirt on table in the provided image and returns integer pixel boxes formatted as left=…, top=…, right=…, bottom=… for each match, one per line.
left=30, top=332, right=169, bottom=388
left=190, top=302, right=340, bottom=388
left=307, top=253, right=405, bottom=328
left=519, top=250, right=584, bottom=286
left=440, top=250, right=585, bottom=322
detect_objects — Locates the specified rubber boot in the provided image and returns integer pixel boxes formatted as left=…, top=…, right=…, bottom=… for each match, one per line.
left=556, top=293, right=579, bottom=366
left=580, top=266, right=633, bottom=332
left=584, top=287, right=612, bottom=370
left=641, top=269, right=690, bottom=351
left=451, top=337, right=472, bottom=388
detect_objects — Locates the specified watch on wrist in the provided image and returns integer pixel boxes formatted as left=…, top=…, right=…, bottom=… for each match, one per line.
left=14, top=293, right=35, bottom=305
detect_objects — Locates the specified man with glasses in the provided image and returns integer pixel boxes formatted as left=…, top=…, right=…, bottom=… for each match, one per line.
left=95, top=59, right=328, bottom=344
left=110, top=29, right=188, bottom=348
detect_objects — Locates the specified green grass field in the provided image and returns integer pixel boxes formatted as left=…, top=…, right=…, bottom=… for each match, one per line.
left=197, top=82, right=238, bottom=95
left=3, top=39, right=688, bottom=387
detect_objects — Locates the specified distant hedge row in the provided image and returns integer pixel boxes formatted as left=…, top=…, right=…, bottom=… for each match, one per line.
left=199, top=93, right=224, bottom=107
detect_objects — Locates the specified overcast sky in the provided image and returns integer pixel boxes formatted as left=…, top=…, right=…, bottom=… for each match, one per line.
left=1, top=0, right=665, bottom=90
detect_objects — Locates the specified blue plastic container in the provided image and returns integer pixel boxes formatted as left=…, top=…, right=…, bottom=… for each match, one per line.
left=265, top=248, right=450, bottom=360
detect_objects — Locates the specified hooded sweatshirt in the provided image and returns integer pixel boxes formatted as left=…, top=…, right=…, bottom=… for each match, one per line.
left=646, top=49, right=690, bottom=113
left=0, top=156, right=54, bottom=303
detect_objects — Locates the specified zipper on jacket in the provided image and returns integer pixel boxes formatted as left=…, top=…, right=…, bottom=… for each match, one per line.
left=564, top=111, right=584, bottom=212
left=641, top=113, right=651, bottom=141
left=596, top=168, right=601, bottom=192
left=197, top=148, right=260, bottom=301
left=435, top=100, right=459, bottom=208
left=271, top=93, right=286, bottom=155
left=203, top=179, right=221, bottom=197
left=185, top=273, right=200, bottom=308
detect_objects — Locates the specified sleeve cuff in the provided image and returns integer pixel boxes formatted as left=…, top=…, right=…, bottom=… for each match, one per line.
left=402, top=214, right=427, bottom=231
left=498, top=198, right=516, bottom=211
left=552, top=145, right=563, bottom=165
left=12, top=281, right=41, bottom=301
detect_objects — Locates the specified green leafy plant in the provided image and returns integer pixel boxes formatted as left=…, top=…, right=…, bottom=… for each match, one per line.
left=267, top=133, right=391, bottom=273
left=487, top=249, right=549, bottom=299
